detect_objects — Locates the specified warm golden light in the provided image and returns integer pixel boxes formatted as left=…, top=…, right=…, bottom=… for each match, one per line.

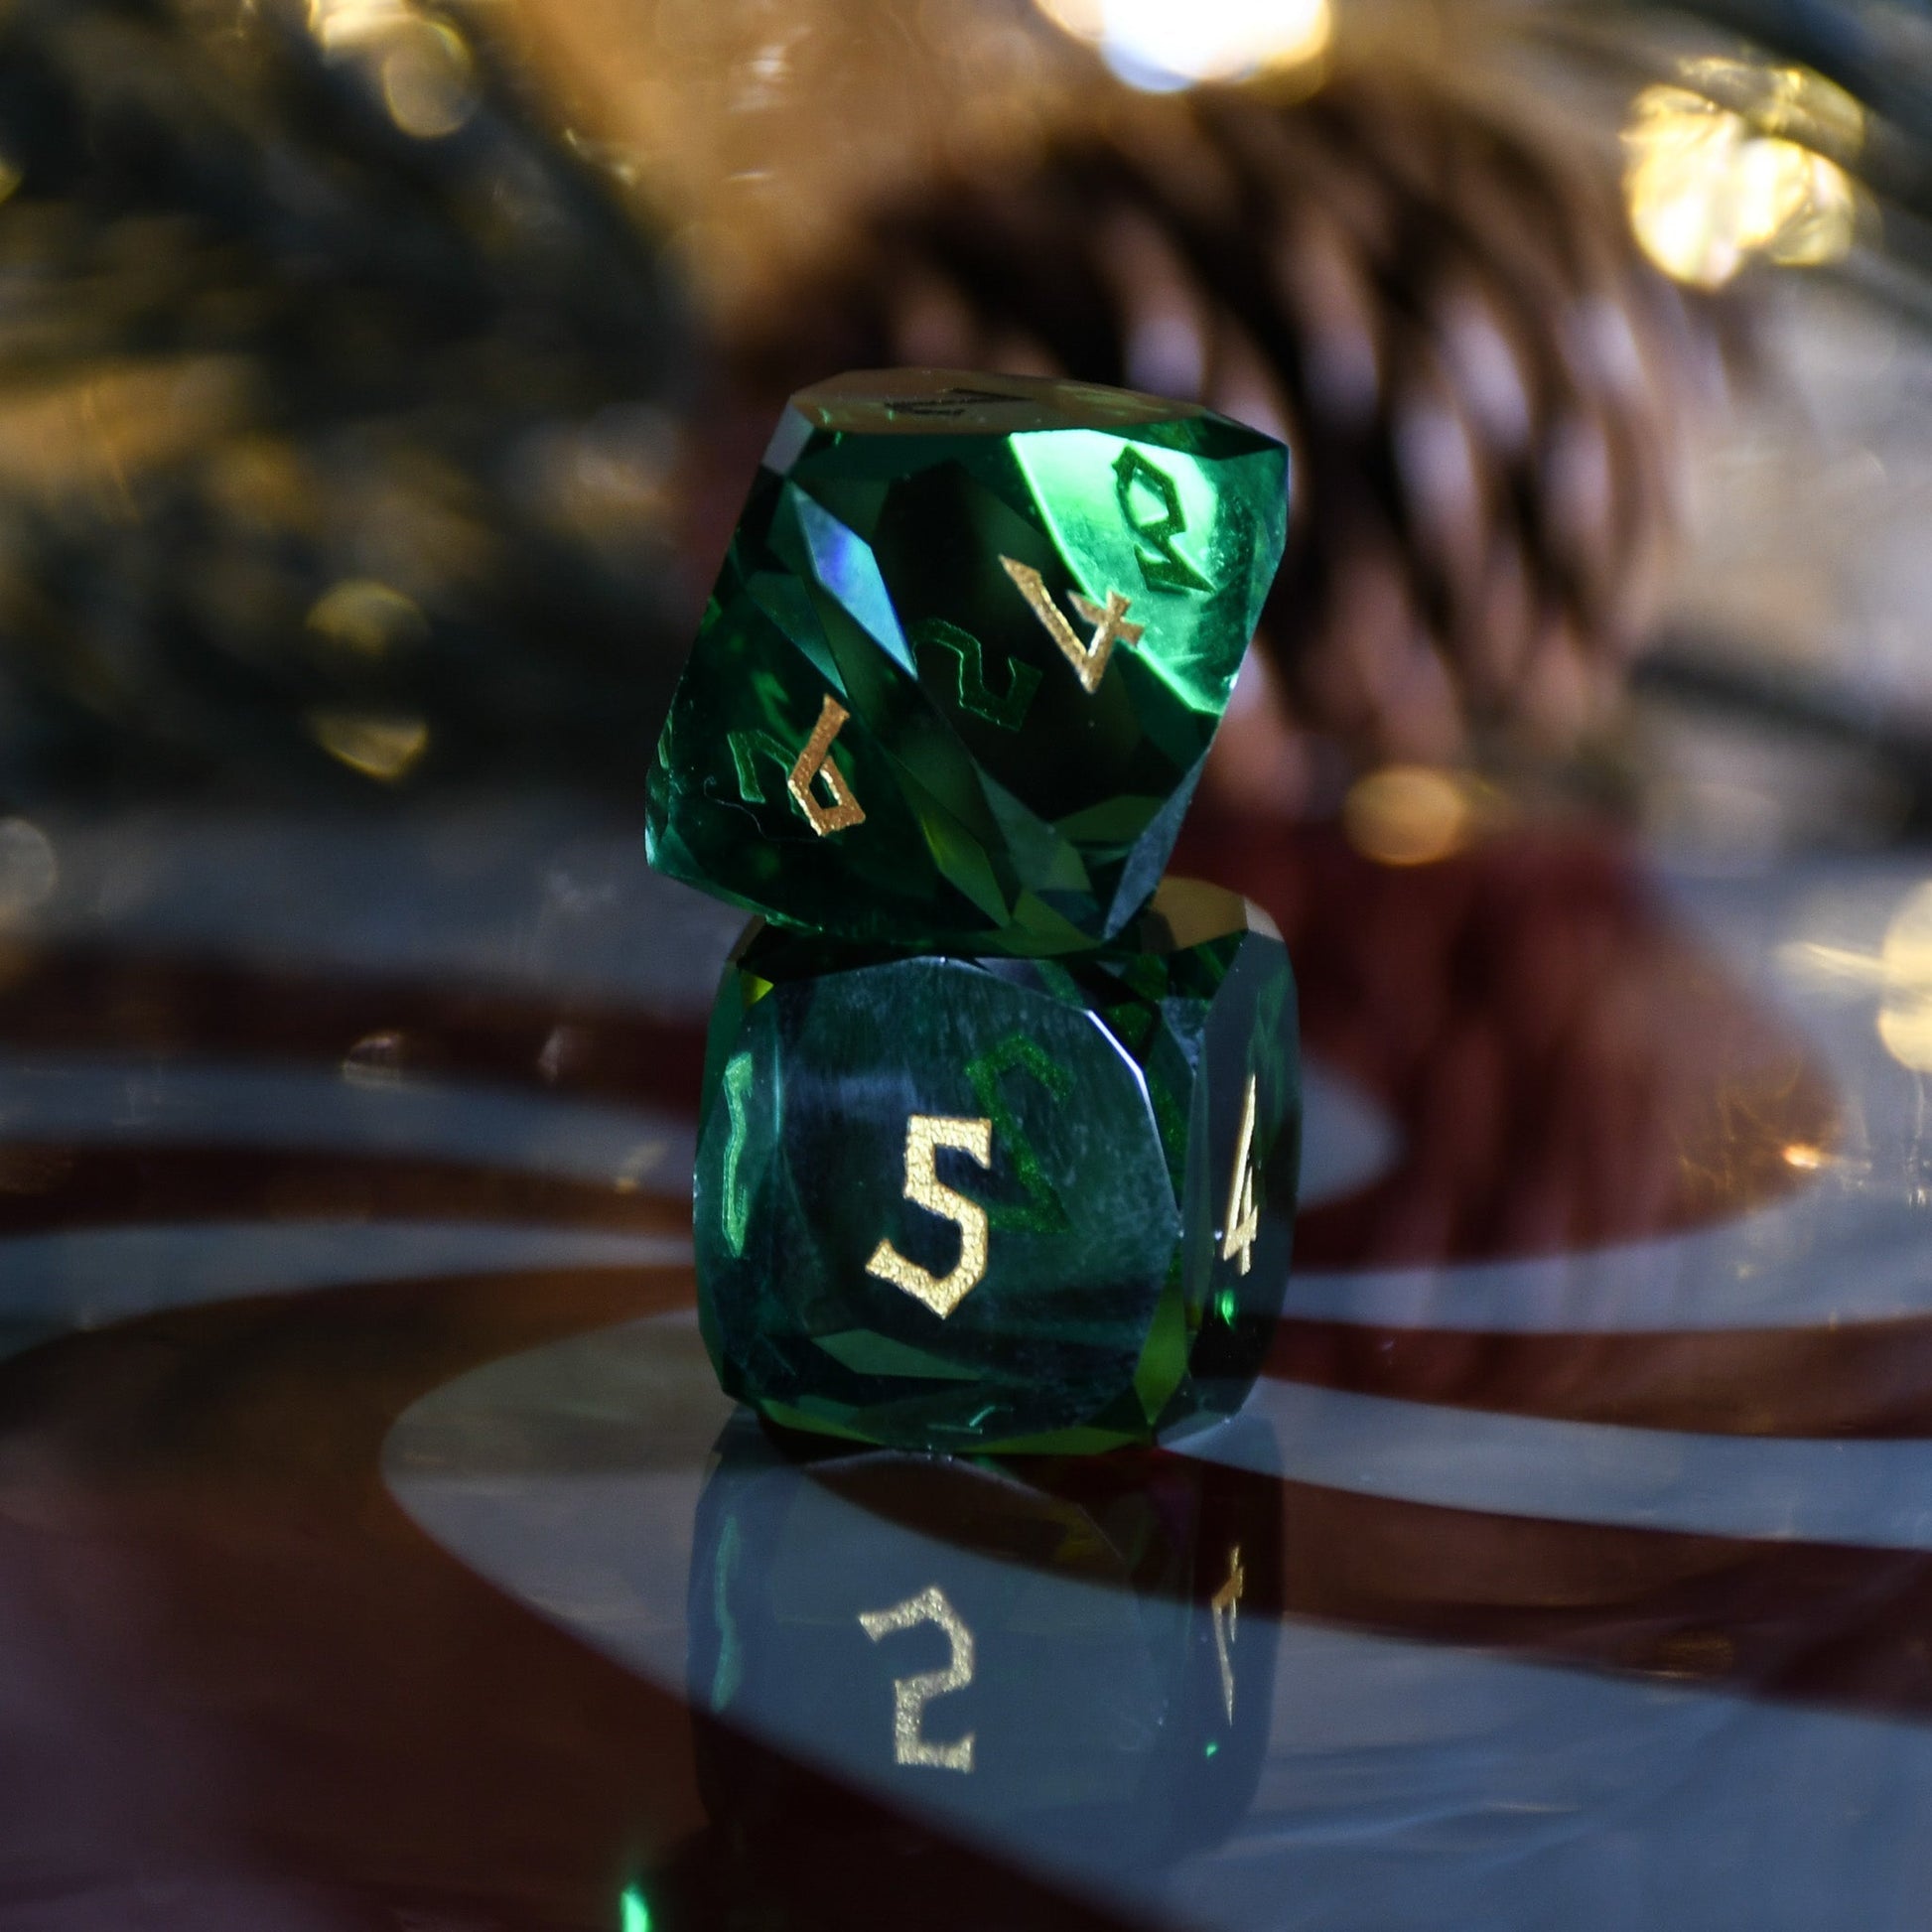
left=1034, top=0, right=1330, bottom=90
left=1688, top=55, right=1865, bottom=152
left=1781, top=1142, right=1826, bottom=1171
left=307, top=0, right=414, bottom=51
left=0, top=359, right=250, bottom=500
left=1342, top=766, right=1473, bottom=868
left=306, top=580, right=427, bottom=658
left=306, top=709, right=431, bottom=782
left=1623, top=63, right=1863, bottom=288
left=307, top=0, right=476, bottom=136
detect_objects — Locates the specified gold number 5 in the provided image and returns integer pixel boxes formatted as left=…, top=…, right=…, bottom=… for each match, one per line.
left=866, top=1114, right=993, bottom=1317
left=857, top=1585, right=976, bottom=1773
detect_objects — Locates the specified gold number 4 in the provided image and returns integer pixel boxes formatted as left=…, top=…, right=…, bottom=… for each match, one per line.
left=857, top=1585, right=976, bottom=1772
left=866, top=1114, right=992, bottom=1317
left=1219, top=1073, right=1261, bottom=1276
left=999, top=556, right=1146, bottom=695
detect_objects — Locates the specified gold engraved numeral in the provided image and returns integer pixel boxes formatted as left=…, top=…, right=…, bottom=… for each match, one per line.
left=865, top=1114, right=992, bottom=1317
left=1210, top=1544, right=1244, bottom=1723
left=786, top=694, right=867, bottom=837
left=857, top=1584, right=976, bottom=1773
left=999, top=556, right=1145, bottom=695
left=1219, top=1072, right=1261, bottom=1276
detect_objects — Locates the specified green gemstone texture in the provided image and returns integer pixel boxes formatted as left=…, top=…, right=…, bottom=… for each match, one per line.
left=693, top=879, right=1301, bottom=1452
left=646, top=368, right=1289, bottom=953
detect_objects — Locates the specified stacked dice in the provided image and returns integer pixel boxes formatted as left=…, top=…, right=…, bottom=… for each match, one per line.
left=647, top=369, right=1300, bottom=1453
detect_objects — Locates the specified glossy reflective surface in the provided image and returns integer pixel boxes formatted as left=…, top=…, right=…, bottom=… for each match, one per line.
left=13, top=799, right=1932, bottom=1931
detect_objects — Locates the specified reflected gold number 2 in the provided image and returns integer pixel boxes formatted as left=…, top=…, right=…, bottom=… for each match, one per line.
left=866, top=1114, right=993, bottom=1317
left=1220, top=1072, right=1260, bottom=1276
left=857, top=1585, right=976, bottom=1772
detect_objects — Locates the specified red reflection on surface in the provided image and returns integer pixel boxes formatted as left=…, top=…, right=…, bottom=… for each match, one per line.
left=1175, top=812, right=1835, bottom=1266
left=0, top=1266, right=1142, bottom=1932
left=0, top=948, right=708, bottom=1110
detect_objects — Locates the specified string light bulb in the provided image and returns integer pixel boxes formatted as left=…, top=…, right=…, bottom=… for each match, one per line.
left=1033, top=0, right=1330, bottom=92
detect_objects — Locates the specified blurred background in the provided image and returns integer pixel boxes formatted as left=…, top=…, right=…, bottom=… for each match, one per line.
left=12, top=13, right=1932, bottom=1923
left=0, top=0, right=1925, bottom=872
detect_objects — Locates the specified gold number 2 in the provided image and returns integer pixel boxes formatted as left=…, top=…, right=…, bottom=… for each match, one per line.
left=857, top=1585, right=976, bottom=1772
left=1219, top=1073, right=1261, bottom=1276
left=866, top=1114, right=992, bottom=1317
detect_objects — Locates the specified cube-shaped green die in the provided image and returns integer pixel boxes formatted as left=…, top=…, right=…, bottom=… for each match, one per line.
left=694, top=879, right=1300, bottom=1452
left=646, top=369, right=1289, bottom=954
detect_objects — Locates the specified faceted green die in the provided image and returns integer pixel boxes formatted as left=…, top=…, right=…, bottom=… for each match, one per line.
left=694, top=879, right=1300, bottom=1452
left=646, top=369, right=1289, bottom=954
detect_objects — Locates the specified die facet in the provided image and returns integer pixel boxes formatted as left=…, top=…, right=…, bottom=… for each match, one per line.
left=646, top=368, right=1290, bottom=955
left=693, top=878, right=1301, bottom=1452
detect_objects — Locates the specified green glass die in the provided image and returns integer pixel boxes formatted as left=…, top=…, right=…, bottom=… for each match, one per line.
left=694, top=878, right=1301, bottom=1452
left=646, top=368, right=1289, bottom=954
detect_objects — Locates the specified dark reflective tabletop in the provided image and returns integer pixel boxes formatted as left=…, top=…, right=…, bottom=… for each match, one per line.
left=5, top=797, right=1928, bottom=1931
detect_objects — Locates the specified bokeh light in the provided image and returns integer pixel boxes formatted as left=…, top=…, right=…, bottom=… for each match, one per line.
left=305, top=710, right=432, bottom=782
left=380, top=19, right=479, bottom=139
left=1623, top=61, right=1864, bottom=288
left=1341, top=766, right=1475, bottom=868
left=308, top=0, right=478, bottom=138
left=1033, top=0, right=1330, bottom=92
left=306, top=0, right=413, bottom=51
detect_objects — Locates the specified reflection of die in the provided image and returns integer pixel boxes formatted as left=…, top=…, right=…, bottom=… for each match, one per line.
left=684, top=1411, right=1283, bottom=1878
left=695, top=879, right=1300, bottom=1451
left=646, top=368, right=1289, bottom=954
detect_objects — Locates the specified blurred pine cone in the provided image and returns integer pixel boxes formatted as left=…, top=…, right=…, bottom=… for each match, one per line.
left=728, top=69, right=1725, bottom=778
left=0, top=0, right=697, bottom=802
